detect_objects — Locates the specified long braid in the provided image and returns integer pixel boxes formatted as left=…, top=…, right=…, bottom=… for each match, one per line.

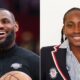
left=61, top=28, right=64, bottom=43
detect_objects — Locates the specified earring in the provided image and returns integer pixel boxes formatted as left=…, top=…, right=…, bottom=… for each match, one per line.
left=63, top=34, right=67, bottom=41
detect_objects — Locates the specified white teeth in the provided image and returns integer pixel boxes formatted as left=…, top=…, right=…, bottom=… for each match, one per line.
left=0, top=32, right=5, bottom=34
left=0, top=32, right=5, bottom=33
left=73, top=37, right=80, bottom=40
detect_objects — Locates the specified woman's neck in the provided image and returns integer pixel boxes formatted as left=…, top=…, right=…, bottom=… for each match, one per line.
left=70, top=45, right=80, bottom=63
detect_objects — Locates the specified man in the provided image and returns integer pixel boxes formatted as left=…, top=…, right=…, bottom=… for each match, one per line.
left=0, top=8, right=39, bottom=80
left=41, top=7, right=80, bottom=80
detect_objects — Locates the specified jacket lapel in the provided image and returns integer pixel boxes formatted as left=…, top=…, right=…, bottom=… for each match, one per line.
left=51, top=46, right=70, bottom=80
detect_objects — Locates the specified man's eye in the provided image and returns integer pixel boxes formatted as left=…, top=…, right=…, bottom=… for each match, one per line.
left=2, top=20, right=10, bottom=24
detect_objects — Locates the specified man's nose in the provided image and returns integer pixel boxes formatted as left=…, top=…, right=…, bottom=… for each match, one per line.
left=0, top=22, right=4, bottom=29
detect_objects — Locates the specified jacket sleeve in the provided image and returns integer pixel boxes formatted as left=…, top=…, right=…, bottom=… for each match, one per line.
left=41, top=46, right=54, bottom=80
left=41, top=47, right=47, bottom=80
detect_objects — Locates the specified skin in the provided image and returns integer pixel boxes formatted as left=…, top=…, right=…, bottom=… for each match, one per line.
left=0, top=10, right=19, bottom=49
left=63, top=10, right=80, bottom=62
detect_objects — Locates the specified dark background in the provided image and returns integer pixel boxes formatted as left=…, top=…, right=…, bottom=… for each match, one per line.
left=0, top=0, right=40, bottom=55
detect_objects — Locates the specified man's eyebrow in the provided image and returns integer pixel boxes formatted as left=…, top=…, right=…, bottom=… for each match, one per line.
left=0, top=18, right=11, bottom=22
left=1, top=18, right=10, bottom=20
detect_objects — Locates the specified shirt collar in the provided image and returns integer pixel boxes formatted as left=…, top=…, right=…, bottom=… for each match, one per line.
left=59, top=39, right=69, bottom=49
left=59, top=39, right=73, bottom=55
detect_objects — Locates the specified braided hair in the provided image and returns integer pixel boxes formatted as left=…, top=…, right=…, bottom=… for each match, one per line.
left=61, top=7, right=80, bottom=43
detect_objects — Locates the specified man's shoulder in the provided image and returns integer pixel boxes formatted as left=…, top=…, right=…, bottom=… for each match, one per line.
left=14, top=45, right=39, bottom=60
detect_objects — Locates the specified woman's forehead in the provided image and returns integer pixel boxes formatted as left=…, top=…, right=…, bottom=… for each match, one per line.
left=64, top=10, right=80, bottom=21
left=66, top=10, right=80, bottom=17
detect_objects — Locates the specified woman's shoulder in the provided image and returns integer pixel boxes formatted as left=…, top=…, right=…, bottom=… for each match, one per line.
left=41, top=45, right=60, bottom=56
left=41, top=45, right=59, bottom=52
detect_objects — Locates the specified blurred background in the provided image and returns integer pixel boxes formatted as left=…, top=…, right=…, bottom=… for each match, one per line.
left=0, top=0, right=40, bottom=55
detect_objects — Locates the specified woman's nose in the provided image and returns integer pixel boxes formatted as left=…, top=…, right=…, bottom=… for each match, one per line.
left=74, top=24, right=80, bottom=33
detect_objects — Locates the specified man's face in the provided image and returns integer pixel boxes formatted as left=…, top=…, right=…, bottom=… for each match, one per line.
left=0, top=10, right=18, bottom=47
left=64, top=10, right=80, bottom=47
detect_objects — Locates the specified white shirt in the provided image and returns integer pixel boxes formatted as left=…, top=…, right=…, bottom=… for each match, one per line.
left=66, top=41, right=80, bottom=80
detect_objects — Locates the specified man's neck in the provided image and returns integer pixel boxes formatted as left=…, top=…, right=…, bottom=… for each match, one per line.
left=0, top=41, right=15, bottom=51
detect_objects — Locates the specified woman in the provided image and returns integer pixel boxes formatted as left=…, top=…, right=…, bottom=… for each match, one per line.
left=41, top=7, right=80, bottom=80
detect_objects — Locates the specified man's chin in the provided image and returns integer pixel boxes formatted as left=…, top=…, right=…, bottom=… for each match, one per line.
left=0, top=31, right=15, bottom=50
left=0, top=39, right=6, bottom=44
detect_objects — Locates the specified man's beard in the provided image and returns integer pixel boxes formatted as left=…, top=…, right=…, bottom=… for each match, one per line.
left=0, top=31, right=15, bottom=50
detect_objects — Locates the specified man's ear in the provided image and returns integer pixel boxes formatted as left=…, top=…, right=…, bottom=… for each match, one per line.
left=14, top=22, right=19, bottom=32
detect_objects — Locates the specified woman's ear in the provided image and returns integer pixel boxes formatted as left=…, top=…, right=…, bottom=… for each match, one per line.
left=14, top=21, right=19, bottom=32
left=62, top=26, right=67, bottom=40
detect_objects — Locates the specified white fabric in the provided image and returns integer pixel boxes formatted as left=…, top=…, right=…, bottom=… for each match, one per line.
left=60, top=40, right=80, bottom=80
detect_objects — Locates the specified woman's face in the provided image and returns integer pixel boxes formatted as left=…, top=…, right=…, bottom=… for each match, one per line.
left=64, top=10, right=80, bottom=47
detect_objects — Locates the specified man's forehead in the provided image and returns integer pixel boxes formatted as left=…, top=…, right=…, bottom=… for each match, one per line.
left=0, top=10, right=12, bottom=18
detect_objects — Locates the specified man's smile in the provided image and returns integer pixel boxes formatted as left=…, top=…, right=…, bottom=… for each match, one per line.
left=0, top=31, right=6, bottom=39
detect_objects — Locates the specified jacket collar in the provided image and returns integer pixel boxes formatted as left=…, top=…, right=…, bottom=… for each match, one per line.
left=51, top=40, right=70, bottom=80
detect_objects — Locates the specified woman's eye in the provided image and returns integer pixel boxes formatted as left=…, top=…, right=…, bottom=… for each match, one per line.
left=67, top=24, right=72, bottom=26
left=66, top=23, right=73, bottom=28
